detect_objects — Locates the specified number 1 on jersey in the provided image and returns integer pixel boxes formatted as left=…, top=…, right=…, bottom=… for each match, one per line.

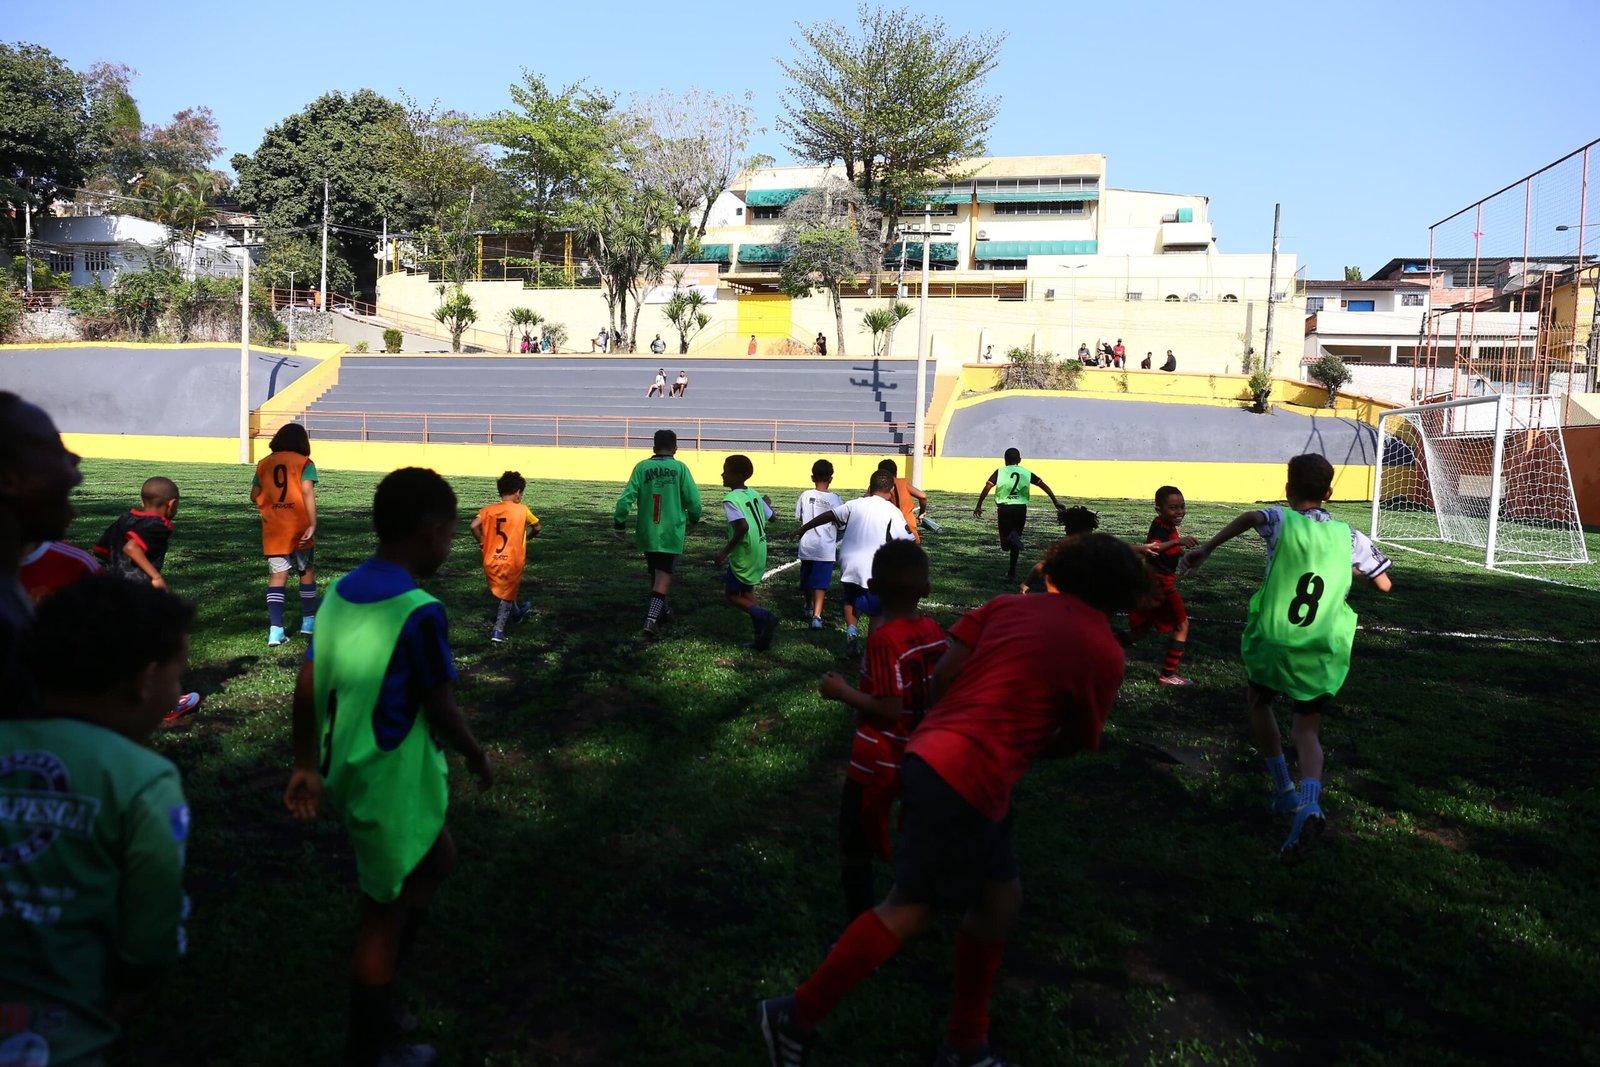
left=652, top=494, right=662, bottom=523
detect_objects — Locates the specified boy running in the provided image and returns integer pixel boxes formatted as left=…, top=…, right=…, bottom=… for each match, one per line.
left=470, top=470, right=540, bottom=643
left=876, top=458, right=929, bottom=543
left=0, top=575, right=194, bottom=1066
left=973, top=448, right=1067, bottom=580
left=285, top=467, right=494, bottom=1067
left=1182, top=454, right=1393, bottom=862
left=252, top=422, right=319, bottom=647
left=817, top=540, right=946, bottom=920
left=760, top=534, right=1146, bottom=1067
left=1125, top=486, right=1200, bottom=686
left=713, top=454, right=778, bottom=651
left=791, top=470, right=914, bottom=657
left=795, top=460, right=843, bottom=630
left=614, top=430, right=704, bottom=639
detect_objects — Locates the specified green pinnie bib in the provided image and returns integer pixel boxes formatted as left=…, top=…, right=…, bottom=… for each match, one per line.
left=1241, top=508, right=1358, bottom=702
left=724, top=487, right=769, bottom=585
left=995, top=464, right=1032, bottom=505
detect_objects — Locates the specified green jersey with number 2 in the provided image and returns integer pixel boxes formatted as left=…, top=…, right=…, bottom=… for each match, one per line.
left=995, top=464, right=1032, bottom=505
left=1240, top=507, right=1357, bottom=702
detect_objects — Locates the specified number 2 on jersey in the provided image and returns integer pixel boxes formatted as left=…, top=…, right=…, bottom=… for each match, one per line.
left=1008, top=471, right=1021, bottom=496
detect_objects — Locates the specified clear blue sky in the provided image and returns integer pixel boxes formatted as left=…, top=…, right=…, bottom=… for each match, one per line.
left=12, top=0, right=1596, bottom=278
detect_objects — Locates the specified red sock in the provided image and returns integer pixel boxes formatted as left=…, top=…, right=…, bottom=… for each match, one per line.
left=947, top=930, right=1006, bottom=1049
left=794, top=909, right=902, bottom=1029
left=1161, top=639, right=1187, bottom=676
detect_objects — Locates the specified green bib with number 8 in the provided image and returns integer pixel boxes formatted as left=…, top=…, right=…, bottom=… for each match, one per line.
left=1241, top=508, right=1357, bottom=701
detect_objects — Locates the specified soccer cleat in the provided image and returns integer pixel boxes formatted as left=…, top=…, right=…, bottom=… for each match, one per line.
left=163, top=692, right=202, bottom=725
left=929, top=1041, right=1015, bottom=1067
left=642, top=618, right=660, bottom=640
left=758, top=996, right=814, bottom=1067
left=810, top=615, right=824, bottom=630
left=299, top=616, right=315, bottom=636
left=1156, top=673, right=1194, bottom=687
left=490, top=629, right=506, bottom=644
left=267, top=625, right=287, bottom=647
left=1280, top=802, right=1327, bottom=864
left=374, top=1045, right=437, bottom=1067
left=513, top=602, right=532, bottom=625
left=748, top=614, right=779, bottom=652
left=1270, top=788, right=1301, bottom=816
left=844, top=632, right=861, bottom=658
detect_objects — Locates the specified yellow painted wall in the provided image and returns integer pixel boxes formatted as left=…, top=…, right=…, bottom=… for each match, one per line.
left=735, top=293, right=794, bottom=342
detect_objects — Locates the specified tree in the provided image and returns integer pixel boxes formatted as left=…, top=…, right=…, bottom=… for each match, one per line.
left=258, top=235, right=355, bottom=299
left=861, top=300, right=913, bottom=357
left=663, top=279, right=712, bottom=354
left=778, top=4, right=1003, bottom=244
left=133, top=170, right=224, bottom=270
left=432, top=287, right=477, bottom=352
left=632, top=89, right=768, bottom=262
left=1306, top=354, right=1353, bottom=407
left=469, top=73, right=617, bottom=248
left=383, top=95, right=497, bottom=284
left=778, top=178, right=881, bottom=357
left=0, top=43, right=93, bottom=211
left=504, top=306, right=544, bottom=352
left=1344, top=265, right=1363, bottom=281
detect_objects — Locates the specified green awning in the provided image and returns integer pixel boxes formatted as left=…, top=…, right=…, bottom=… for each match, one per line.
left=736, top=244, right=790, bottom=265
left=907, top=192, right=972, bottom=206
left=974, top=240, right=1098, bottom=260
left=684, top=244, right=730, bottom=264
left=884, top=242, right=958, bottom=263
left=975, top=189, right=1099, bottom=203
left=744, top=188, right=809, bottom=207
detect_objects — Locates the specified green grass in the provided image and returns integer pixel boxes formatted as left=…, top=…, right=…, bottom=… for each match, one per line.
left=67, top=459, right=1599, bottom=1066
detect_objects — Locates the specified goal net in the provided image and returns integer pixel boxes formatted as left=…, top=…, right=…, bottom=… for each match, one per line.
left=1372, top=394, right=1589, bottom=568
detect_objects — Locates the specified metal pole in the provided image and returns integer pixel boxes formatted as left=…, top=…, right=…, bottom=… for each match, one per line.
left=911, top=205, right=932, bottom=487
left=1484, top=394, right=1509, bottom=568
left=1262, top=203, right=1281, bottom=375
left=287, top=269, right=296, bottom=351
left=23, top=202, right=33, bottom=296
left=1370, top=411, right=1388, bottom=543
left=320, top=176, right=330, bottom=310
left=240, top=232, right=252, bottom=464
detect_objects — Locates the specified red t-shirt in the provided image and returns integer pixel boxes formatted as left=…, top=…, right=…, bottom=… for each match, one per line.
left=848, top=616, right=948, bottom=788
left=906, top=593, right=1125, bottom=820
left=18, top=541, right=101, bottom=604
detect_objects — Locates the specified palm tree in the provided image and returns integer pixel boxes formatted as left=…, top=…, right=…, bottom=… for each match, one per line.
left=136, top=170, right=223, bottom=276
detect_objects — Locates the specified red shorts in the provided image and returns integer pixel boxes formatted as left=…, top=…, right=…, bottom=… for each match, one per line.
left=1128, top=577, right=1186, bottom=635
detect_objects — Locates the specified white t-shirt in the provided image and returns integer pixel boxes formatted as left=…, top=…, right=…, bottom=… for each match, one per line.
left=833, top=495, right=914, bottom=586
left=795, top=489, right=844, bottom=561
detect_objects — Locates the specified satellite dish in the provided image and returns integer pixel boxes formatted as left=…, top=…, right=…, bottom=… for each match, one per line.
left=1186, top=292, right=1201, bottom=302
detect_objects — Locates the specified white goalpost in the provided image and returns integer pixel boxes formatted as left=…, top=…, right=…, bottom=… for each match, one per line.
left=1372, top=394, right=1589, bottom=569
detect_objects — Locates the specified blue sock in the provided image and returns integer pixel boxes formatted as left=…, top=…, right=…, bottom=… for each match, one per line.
left=846, top=623, right=858, bottom=637
left=1266, top=754, right=1293, bottom=794
left=299, top=582, right=317, bottom=620
left=267, top=586, right=285, bottom=628
left=749, top=605, right=774, bottom=630
left=1300, top=778, right=1321, bottom=808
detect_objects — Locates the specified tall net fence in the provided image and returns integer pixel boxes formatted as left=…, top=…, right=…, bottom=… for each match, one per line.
left=1421, top=139, right=1598, bottom=409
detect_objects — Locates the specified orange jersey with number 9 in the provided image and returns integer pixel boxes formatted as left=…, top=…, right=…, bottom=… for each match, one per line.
left=477, top=501, right=539, bottom=600
left=254, top=451, right=316, bottom=555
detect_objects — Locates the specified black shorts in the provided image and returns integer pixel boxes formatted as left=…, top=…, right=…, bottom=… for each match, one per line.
left=1247, top=681, right=1332, bottom=716
left=644, top=552, right=677, bottom=576
left=997, top=504, right=1027, bottom=547
left=838, top=581, right=868, bottom=606
left=893, top=754, right=1019, bottom=910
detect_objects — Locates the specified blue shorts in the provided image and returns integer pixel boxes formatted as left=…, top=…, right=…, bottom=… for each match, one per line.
left=799, top=559, right=835, bottom=592
left=838, top=582, right=882, bottom=618
left=723, top=566, right=754, bottom=596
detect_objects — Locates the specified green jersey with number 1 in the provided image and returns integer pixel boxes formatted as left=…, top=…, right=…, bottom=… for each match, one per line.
left=995, top=464, right=1032, bottom=505
left=1241, top=508, right=1357, bottom=702
left=724, top=487, right=770, bottom=586
left=614, top=455, right=703, bottom=554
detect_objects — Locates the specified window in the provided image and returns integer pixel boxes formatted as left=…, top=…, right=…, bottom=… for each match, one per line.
left=991, top=201, right=1087, bottom=216
left=749, top=205, right=783, bottom=221
left=1345, top=299, right=1375, bottom=312
left=906, top=203, right=958, bottom=216
left=47, top=251, right=74, bottom=275
left=84, top=250, right=111, bottom=273
left=1401, top=292, right=1425, bottom=307
left=1306, top=296, right=1325, bottom=313
left=978, top=261, right=1027, bottom=271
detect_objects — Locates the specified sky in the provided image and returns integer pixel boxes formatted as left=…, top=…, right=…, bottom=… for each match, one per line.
left=11, top=0, right=1598, bottom=279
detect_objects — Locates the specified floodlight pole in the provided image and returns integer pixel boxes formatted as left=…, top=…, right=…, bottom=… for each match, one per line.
left=912, top=204, right=932, bottom=487
left=320, top=176, right=330, bottom=310
left=239, top=233, right=252, bottom=464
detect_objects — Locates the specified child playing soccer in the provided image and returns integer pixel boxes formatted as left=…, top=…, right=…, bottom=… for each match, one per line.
left=1125, top=486, right=1200, bottom=686
left=876, top=458, right=929, bottom=543
left=613, top=430, right=704, bottom=639
left=252, top=422, right=319, bottom=647
left=791, top=470, right=914, bottom=657
left=284, top=467, right=495, bottom=1067
left=94, top=477, right=201, bottom=722
left=760, top=534, right=1146, bottom=1067
left=1019, top=505, right=1100, bottom=593
left=972, top=448, right=1067, bottom=580
left=470, top=470, right=540, bottom=643
left=817, top=540, right=947, bottom=920
left=0, top=575, right=193, bottom=1066
left=714, top=454, right=778, bottom=651
left=1182, top=454, right=1393, bottom=862
left=795, top=460, right=843, bottom=630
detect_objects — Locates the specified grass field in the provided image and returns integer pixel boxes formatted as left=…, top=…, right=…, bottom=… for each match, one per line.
left=65, top=458, right=1599, bottom=1066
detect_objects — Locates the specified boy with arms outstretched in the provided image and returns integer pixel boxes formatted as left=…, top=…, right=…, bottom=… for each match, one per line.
left=792, top=470, right=914, bottom=657
left=714, top=454, right=778, bottom=651
left=470, top=470, right=540, bottom=643
left=1125, top=486, right=1200, bottom=686
left=614, top=430, right=704, bottom=639
left=1182, top=453, right=1392, bottom=862
left=818, top=540, right=947, bottom=920
left=795, top=460, right=843, bottom=630
left=0, top=576, right=193, bottom=1066
left=761, top=534, right=1146, bottom=1067
left=252, top=422, right=319, bottom=647
left=285, top=467, right=494, bottom=1067
left=972, top=448, right=1067, bottom=580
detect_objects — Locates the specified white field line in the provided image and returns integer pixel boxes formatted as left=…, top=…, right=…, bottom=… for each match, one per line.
left=1376, top=541, right=1597, bottom=591
left=761, top=558, right=801, bottom=581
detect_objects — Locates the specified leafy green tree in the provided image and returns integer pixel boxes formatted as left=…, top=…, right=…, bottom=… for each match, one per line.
left=1344, top=265, right=1363, bottom=282
left=432, top=287, right=477, bottom=351
left=258, top=235, right=355, bottom=299
left=861, top=300, right=913, bottom=357
left=1307, top=354, right=1353, bottom=407
left=504, top=306, right=544, bottom=352
left=632, top=89, right=768, bottom=261
left=778, top=4, right=1003, bottom=243
left=384, top=95, right=497, bottom=284
left=0, top=286, right=24, bottom=342
left=7, top=257, right=72, bottom=293
left=778, top=178, right=881, bottom=356
left=663, top=280, right=712, bottom=354
left=0, top=42, right=93, bottom=211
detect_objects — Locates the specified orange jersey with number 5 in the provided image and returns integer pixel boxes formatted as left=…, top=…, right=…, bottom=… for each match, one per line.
left=254, top=451, right=317, bottom=556
left=477, top=502, right=538, bottom=600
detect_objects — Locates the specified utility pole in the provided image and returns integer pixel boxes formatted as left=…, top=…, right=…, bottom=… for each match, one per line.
left=286, top=269, right=296, bottom=351
left=239, top=230, right=252, bottom=464
left=23, top=202, right=33, bottom=296
left=320, top=176, right=330, bottom=310
left=912, top=204, right=932, bottom=487
left=1262, top=202, right=1282, bottom=376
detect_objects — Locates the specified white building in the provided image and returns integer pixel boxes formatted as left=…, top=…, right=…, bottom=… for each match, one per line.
left=28, top=214, right=248, bottom=287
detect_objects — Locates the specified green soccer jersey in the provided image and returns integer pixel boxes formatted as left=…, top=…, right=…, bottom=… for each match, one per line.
left=314, top=583, right=449, bottom=903
left=614, top=455, right=704, bottom=554
left=994, top=464, right=1033, bottom=505
left=0, top=718, right=188, bottom=1065
left=723, top=487, right=770, bottom=586
left=1241, top=508, right=1358, bottom=702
